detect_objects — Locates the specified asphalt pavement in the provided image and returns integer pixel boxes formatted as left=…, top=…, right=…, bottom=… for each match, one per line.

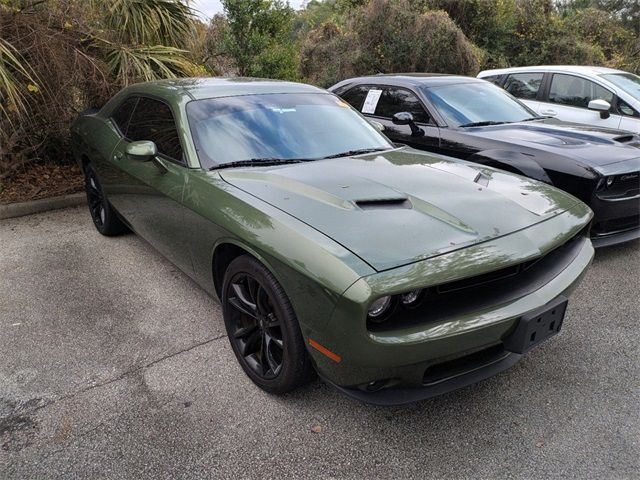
left=1, top=206, right=638, bottom=479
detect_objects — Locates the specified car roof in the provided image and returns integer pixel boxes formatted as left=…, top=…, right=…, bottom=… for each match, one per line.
left=478, top=65, right=626, bottom=77
left=123, top=77, right=326, bottom=100
left=333, top=74, right=483, bottom=89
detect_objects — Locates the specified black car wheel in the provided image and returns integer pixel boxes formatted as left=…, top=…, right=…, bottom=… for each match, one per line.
left=222, top=255, right=315, bottom=394
left=84, top=163, right=128, bottom=236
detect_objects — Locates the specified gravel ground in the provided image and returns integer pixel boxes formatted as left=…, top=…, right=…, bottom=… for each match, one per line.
left=1, top=206, right=638, bottom=479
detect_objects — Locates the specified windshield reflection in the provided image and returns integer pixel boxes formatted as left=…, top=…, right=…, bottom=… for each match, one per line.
left=422, top=82, right=537, bottom=127
left=186, top=93, right=392, bottom=168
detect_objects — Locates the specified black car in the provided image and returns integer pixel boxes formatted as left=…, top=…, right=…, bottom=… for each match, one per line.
left=330, top=74, right=640, bottom=247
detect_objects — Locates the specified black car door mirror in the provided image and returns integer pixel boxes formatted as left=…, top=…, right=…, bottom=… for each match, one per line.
left=125, top=140, right=157, bottom=161
left=392, top=112, right=424, bottom=137
left=392, top=111, right=414, bottom=125
left=588, top=99, right=611, bottom=119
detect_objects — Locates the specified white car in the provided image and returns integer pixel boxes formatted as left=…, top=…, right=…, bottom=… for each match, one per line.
left=477, top=66, right=640, bottom=133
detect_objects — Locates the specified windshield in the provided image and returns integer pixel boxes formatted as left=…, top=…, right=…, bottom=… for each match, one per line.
left=601, top=73, right=640, bottom=100
left=186, top=93, right=392, bottom=167
left=422, top=82, right=537, bottom=127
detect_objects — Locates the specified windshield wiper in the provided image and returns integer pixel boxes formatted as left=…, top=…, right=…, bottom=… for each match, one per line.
left=209, top=158, right=309, bottom=170
left=459, top=121, right=508, bottom=128
left=519, top=116, right=554, bottom=122
left=319, top=147, right=390, bottom=160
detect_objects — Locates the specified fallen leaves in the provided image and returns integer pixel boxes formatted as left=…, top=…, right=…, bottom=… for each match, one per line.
left=0, top=162, right=83, bottom=204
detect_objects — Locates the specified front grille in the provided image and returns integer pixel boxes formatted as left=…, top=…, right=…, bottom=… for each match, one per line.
left=592, top=214, right=640, bottom=235
left=423, top=345, right=508, bottom=385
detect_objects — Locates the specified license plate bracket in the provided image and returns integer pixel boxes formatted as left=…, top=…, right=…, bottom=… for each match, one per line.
left=503, top=296, right=568, bottom=354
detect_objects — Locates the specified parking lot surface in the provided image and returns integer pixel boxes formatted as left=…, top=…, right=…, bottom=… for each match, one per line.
left=1, top=206, right=639, bottom=479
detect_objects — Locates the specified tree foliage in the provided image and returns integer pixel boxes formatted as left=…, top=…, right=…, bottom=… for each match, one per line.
left=0, top=0, right=200, bottom=178
left=1, top=0, right=638, bottom=182
left=301, top=0, right=480, bottom=87
left=213, top=0, right=299, bottom=80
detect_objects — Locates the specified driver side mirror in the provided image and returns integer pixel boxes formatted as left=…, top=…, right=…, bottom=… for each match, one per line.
left=392, top=111, right=424, bottom=137
left=125, top=140, right=157, bottom=161
left=588, top=99, right=611, bottom=119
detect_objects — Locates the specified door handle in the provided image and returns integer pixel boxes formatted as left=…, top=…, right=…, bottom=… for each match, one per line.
left=540, top=109, right=557, bottom=116
left=113, top=151, right=124, bottom=161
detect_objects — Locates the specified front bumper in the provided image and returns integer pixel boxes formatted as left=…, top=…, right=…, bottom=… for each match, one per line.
left=323, top=349, right=522, bottom=406
left=304, top=207, right=594, bottom=405
left=589, top=191, right=639, bottom=247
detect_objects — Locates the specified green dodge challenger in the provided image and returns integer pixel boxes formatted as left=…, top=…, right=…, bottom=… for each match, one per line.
left=71, top=78, right=594, bottom=405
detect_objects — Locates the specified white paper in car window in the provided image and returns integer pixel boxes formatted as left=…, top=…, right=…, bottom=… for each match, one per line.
left=362, top=89, right=382, bottom=114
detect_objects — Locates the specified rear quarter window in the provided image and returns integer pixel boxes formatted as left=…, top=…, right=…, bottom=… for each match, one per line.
left=481, top=74, right=503, bottom=86
left=504, top=73, right=544, bottom=100
left=340, top=85, right=371, bottom=111
left=111, top=97, right=138, bottom=136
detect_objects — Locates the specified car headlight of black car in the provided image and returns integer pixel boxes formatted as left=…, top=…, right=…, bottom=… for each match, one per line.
left=596, top=173, right=639, bottom=197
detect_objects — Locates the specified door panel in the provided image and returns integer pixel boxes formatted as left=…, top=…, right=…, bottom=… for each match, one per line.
left=619, top=116, right=640, bottom=134
left=107, top=143, right=193, bottom=274
left=376, top=119, right=440, bottom=152
left=105, top=95, right=194, bottom=274
left=520, top=99, right=541, bottom=114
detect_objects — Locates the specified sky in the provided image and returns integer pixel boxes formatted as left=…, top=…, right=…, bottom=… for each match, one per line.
left=190, top=0, right=307, bottom=21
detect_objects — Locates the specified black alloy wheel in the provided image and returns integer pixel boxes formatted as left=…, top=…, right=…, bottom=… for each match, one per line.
left=83, top=163, right=127, bottom=236
left=222, top=255, right=315, bottom=393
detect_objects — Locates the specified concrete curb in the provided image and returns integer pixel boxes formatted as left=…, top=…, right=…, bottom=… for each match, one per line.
left=0, top=192, right=86, bottom=220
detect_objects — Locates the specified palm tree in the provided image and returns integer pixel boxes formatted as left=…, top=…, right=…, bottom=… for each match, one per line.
left=0, top=0, right=202, bottom=178
left=91, top=0, right=199, bottom=85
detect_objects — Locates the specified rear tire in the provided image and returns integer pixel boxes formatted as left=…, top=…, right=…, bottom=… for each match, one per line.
left=83, top=163, right=128, bottom=236
left=222, top=255, right=315, bottom=394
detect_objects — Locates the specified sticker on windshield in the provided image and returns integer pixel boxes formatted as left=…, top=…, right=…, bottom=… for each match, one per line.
left=269, top=107, right=297, bottom=114
left=362, top=89, right=382, bottom=114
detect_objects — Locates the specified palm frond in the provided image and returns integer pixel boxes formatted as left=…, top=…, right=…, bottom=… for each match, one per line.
left=0, top=37, right=38, bottom=119
left=102, top=0, right=196, bottom=47
left=99, top=41, right=198, bottom=85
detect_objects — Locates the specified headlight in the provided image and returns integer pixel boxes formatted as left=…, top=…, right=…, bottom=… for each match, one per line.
left=367, top=295, right=392, bottom=321
left=400, top=289, right=422, bottom=306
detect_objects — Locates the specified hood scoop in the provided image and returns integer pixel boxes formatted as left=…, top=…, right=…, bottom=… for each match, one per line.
left=355, top=198, right=412, bottom=210
left=613, top=134, right=640, bottom=147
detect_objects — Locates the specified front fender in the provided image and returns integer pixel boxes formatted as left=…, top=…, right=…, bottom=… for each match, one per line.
left=468, top=149, right=551, bottom=184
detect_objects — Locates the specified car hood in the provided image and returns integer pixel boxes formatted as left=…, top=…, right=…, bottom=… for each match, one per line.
left=220, top=148, right=581, bottom=271
left=465, top=120, right=640, bottom=167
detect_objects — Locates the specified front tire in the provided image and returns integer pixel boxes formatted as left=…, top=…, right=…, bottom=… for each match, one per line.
left=83, top=163, right=128, bottom=236
left=222, top=255, right=315, bottom=394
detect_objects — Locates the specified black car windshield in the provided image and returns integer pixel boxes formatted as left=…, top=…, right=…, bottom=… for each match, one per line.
left=422, top=82, right=537, bottom=127
left=186, top=93, right=392, bottom=167
left=600, top=73, right=640, bottom=100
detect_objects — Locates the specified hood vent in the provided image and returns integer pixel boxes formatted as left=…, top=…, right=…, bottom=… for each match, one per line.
left=613, top=134, right=639, bottom=144
left=355, top=198, right=412, bottom=210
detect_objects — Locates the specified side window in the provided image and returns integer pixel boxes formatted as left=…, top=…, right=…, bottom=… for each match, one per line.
left=504, top=73, right=543, bottom=100
left=111, top=97, right=138, bottom=136
left=375, top=87, right=430, bottom=123
left=127, top=97, right=183, bottom=162
left=340, top=85, right=370, bottom=111
left=481, top=75, right=503, bottom=86
left=548, top=74, right=614, bottom=108
left=617, top=98, right=639, bottom=117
